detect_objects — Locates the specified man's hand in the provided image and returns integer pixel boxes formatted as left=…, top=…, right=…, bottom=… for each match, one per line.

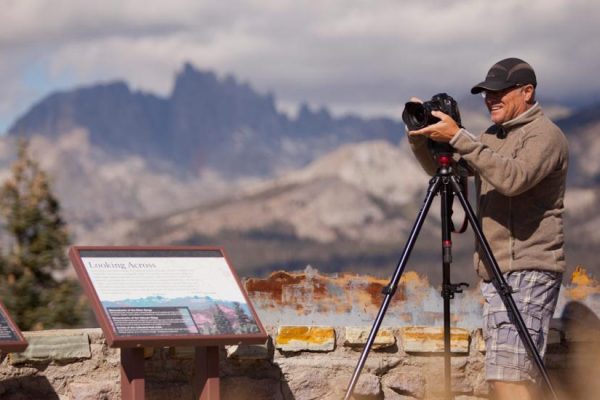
left=408, top=110, right=461, bottom=143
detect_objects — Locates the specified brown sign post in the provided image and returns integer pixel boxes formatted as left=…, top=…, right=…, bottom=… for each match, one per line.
left=69, top=246, right=268, bottom=400
left=0, top=301, right=27, bottom=353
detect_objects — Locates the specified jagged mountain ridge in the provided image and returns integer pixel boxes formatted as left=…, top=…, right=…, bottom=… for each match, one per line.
left=8, top=63, right=403, bottom=178
left=117, top=133, right=600, bottom=282
left=4, top=64, right=600, bottom=283
left=119, top=140, right=478, bottom=283
left=123, top=140, right=431, bottom=245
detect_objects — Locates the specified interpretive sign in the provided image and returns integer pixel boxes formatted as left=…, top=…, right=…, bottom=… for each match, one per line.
left=69, top=246, right=267, bottom=347
left=0, top=301, right=27, bottom=352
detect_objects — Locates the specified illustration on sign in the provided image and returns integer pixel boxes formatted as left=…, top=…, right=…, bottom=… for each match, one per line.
left=81, top=255, right=261, bottom=336
left=0, top=312, right=18, bottom=341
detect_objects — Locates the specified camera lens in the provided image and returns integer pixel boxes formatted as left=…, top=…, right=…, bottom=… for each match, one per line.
left=402, top=102, right=428, bottom=131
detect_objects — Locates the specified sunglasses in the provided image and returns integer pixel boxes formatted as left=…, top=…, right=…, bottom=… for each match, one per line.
left=480, top=84, right=525, bottom=99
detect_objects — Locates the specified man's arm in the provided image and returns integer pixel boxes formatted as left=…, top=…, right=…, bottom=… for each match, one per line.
left=407, top=134, right=438, bottom=176
left=408, top=110, right=567, bottom=197
left=450, top=128, right=567, bottom=197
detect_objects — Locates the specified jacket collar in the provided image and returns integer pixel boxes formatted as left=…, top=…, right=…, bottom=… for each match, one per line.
left=501, top=102, right=542, bottom=131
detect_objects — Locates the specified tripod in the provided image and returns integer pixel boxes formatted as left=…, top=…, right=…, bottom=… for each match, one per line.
left=343, top=154, right=558, bottom=400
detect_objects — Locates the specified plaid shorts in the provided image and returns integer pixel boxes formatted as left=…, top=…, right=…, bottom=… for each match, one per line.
left=481, top=270, right=561, bottom=382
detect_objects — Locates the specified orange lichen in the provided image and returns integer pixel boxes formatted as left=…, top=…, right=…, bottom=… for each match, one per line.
left=245, top=268, right=428, bottom=314
left=571, top=266, right=596, bottom=286
left=566, top=266, right=600, bottom=301
left=400, top=270, right=429, bottom=286
left=275, top=326, right=335, bottom=345
left=245, top=271, right=306, bottom=302
left=402, top=327, right=470, bottom=341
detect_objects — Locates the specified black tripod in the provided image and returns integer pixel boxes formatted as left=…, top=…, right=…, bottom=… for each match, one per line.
left=343, top=154, right=558, bottom=400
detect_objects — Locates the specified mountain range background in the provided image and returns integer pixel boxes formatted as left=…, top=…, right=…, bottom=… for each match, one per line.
left=2, top=62, right=599, bottom=286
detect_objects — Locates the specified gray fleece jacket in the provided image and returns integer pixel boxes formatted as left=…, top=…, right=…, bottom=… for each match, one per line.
left=409, top=103, right=569, bottom=280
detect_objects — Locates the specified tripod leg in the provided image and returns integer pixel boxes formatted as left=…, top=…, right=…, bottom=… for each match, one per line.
left=441, top=179, right=454, bottom=400
left=343, top=176, right=442, bottom=400
left=449, top=175, right=559, bottom=400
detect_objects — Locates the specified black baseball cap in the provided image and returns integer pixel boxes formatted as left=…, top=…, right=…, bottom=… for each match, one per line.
left=471, top=57, right=537, bottom=94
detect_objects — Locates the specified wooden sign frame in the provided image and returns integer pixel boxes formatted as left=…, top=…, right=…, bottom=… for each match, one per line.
left=69, top=246, right=267, bottom=348
left=0, top=301, right=27, bottom=353
left=69, top=246, right=268, bottom=400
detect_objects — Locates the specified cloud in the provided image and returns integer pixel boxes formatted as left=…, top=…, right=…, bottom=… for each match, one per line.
left=0, top=0, right=599, bottom=129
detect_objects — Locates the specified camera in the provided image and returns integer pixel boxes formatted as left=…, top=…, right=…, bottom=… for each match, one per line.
left=402, top=93, right=463, bottom=155
left=402, top=93, right=462, bottom=131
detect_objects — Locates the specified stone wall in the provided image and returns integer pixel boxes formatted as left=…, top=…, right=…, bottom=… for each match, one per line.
left=0, top=320, right=598, bottom=399
left=0, top=267, right=599, bottom=399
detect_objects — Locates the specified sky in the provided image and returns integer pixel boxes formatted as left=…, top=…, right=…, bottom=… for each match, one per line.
left=1, top=0, right=599, bottom=132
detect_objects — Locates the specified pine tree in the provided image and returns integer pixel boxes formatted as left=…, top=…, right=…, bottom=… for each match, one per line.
left=0, top=140, right=85, bottom=330
left=233, top=301, right=256, bottom=333
left=212, top=304, right=234, bottom=334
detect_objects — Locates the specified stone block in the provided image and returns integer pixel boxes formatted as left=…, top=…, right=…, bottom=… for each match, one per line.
left=383, top=387, right=415, bottom=399
left=563, top=322, right=600, bottom=343
left=169, top=346, right=195, bottom=359
left=222, top=377, right=283, bottom=400
left=382, top=370, right=425, bottom=398
left=144, top=347, right=155, bottom=358
left=280, top=357, right=344, bottom=399
left=472, top=328, right=486, bottom=353
left=226, top=340, right=272, bottom=360
left=69, top=380, right=119, bottom=400
left=547, top=327, right=562, bottom=346
left=275, top=326, right=335, bottom=352
left=344, top=327, right=396, bottom=350
left=400, top=326, right=470, bottom=353
left=353, top=372, right=381, bottom=398
left=10, top=331, right=91, bottom=364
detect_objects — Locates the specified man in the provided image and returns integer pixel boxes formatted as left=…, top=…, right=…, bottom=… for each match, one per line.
left=407, top=57, right=568, bottom=399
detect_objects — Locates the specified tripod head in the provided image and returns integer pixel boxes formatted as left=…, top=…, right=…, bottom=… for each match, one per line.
left=431, top=151, right=470, bottom=235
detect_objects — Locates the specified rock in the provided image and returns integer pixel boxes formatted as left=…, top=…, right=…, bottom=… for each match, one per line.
left=222, top=377, right=283, bottom=400
left=275, top=326, right=335, bottom=352
left=68, top=380, right=119, bottom=400
left=382, top=370, right=426, bottom=398
left=10, top=331, right=91, bottom=364
left=344, top=327, right=396, bottom=350
left=382, top=387, right=416, bottom=399
left=226, top=340, right=273, bottom=360
left=400, top=326, right=470, bottom=353
left=353, top=373, right=381, bottom=398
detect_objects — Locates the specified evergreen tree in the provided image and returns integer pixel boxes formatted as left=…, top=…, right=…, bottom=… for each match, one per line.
left=233, top=301, right=256, bottom=333
left=212, top=304, right=234, bottom=334
left=0, top=140, right=85, bottom=330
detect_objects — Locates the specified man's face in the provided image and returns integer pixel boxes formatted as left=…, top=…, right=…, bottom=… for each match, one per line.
left=482, top=84, right=534, bottom=124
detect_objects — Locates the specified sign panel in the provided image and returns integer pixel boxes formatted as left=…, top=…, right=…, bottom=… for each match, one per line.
left=0, top=301, right=27, bottom=352
left=69, top=246, right=267, bottom=347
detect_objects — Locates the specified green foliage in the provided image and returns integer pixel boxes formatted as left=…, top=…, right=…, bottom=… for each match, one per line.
left=0, top=140, right=86, bottom=330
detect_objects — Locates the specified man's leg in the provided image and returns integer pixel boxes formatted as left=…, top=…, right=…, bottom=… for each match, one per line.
left=481, top=270, right=561, bottom=395
left=492, top=380, right=538, bottom=400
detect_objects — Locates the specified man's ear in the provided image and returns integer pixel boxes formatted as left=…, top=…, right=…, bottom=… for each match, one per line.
left=524, top=85, right=536, bottom=104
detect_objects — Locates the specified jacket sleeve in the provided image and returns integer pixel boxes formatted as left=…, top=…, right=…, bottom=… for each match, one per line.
left=407, top=134, right=438, bottom=176
left=450, top=128, right=565, bottom=197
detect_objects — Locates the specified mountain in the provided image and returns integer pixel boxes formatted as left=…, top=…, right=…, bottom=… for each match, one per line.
left=121, top=140, right=430, bottom=245
left=116, top=140, right=479, bottom=284
left=556, top=104, right=600, bottom=185
left=115, top=132, right=600, bottom=284
left=3, top=65, right=600, bottom=284
left=0, top=131, right=246, bottom=244
left=8, top=63, right=403, bottom=178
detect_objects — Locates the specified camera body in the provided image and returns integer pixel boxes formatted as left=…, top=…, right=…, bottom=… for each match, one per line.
left=402, top=93, right=462, bottom=131
left=402, top=93, right=462, bottom=155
